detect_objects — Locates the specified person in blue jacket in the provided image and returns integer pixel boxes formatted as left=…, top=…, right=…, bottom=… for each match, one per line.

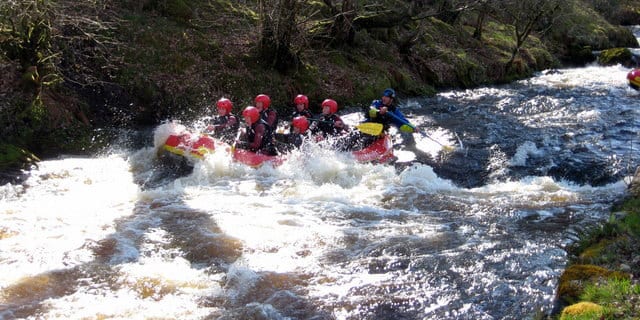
left=365, top=88, right=419, bottom=133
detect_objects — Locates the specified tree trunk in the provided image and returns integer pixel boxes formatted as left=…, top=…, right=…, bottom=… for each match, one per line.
left=258, top=0, right=299, bottom=72
left=472, top=3, right=489, bottom=40
left=322, top=0, right=357, bottom=46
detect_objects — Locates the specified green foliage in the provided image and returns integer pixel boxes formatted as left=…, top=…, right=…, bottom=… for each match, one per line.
left=581, top=0, right=640, bottom=24
left=0, top=143, right=40, bottom=171
left=483, top=21, right=517, bottom=54
left=621, top=212, right=640, bottom=238
left=577, top=278, right=640, bottom=319
left=6, top=97, right=48, bottom=147
left=545, top=0, right=637, bottom=62
left=609, top=198, right=640, bottom=237
left=581, top=278, right=638, bottom=302
left=38, top=123, right=95, bottom=155
left=0, top=0, right=62, bottom=89
left=328, top=52, right=348, bottom=67
left=1, top=0, right=634, bottom=165
left=558, top=264, right=629, bottom=304
left=559, top=192, right=640, bottom=319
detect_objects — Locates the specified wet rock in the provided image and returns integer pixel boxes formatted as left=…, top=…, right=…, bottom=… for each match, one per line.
left=629, top=166, right=640, bottom=197
left=620, top=263, right=632, bottom=273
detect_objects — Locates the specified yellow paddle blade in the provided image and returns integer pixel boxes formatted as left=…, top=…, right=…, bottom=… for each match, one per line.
left=356, top=122, right=383, bottom=136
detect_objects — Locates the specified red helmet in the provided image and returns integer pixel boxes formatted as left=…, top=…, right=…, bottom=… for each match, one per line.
left=242, top=106, right=260, bottom=124
left=292, top=116, right=309, bottom=133
left=628, top=69, right=640, bottom=88
left=321, top=99, right=338, bottom=114
left=254, top=94, right=271, bottom=109
left=216, top=98, right=233, bottom=113
left=293, top=94, right=309, bottom=109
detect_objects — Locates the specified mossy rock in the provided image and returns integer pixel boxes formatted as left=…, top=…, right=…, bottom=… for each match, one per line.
left=454, top=58, right=488, bottom=88
left=598, top=47, right=632, bottom=66
left=557, top=264, right=629, bottom=304
left=560, top=301, right=604, bottom=320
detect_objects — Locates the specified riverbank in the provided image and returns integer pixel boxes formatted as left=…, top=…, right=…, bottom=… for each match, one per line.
left=553, top=172, right=640, bottom=319
left=1, top=0, right=639, bottom=171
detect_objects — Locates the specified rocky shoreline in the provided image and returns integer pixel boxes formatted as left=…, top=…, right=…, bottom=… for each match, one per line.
left=552, top=169, right=640, bottom=319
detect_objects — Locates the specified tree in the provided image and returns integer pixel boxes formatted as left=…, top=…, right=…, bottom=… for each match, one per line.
left=258, top=0, right=300, bottom=72
left=472, top=0, right=492, bottom=40
left=498, top=0, right=562, bottom=67
left=322, top=0, right=358, bottom=46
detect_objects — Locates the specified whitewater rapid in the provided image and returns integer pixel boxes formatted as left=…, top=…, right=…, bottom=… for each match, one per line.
left=1, top=63, right=638, bottom=319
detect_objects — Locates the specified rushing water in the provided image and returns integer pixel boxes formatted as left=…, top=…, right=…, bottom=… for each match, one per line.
left=1, top=63, right=639, bottom=319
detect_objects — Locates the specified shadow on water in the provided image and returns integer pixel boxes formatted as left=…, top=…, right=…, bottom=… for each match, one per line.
left=0, top=152, right=331, bottom=319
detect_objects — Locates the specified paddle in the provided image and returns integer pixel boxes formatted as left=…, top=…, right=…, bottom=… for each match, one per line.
left=230, top=125, right=244, bottom=153
left=307, top=117, right=331, bottom=124
left=376, top=107, right=459, bottom=152
left=355, top=122, right=383, bottom=136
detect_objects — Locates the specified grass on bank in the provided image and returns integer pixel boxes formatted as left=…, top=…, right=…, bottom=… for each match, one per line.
left=557, top=197, right=640, bottom=319
left=560, top=278, right=640, bottom=319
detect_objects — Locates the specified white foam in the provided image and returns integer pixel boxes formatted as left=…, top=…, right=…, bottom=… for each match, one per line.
left=399, top=164, right=456, bottom=191
left=0, top=155, right=139, bottom=285
left=509, top=141, right=544, bottom=167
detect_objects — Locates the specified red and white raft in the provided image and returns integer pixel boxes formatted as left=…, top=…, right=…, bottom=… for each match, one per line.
left=161, top=131, right=285, bottom=167
left=351, top=134, right=395, bottom=164
left=162, top=132, right=216, bottom=159
left=160, top=130, right=394, bottom=167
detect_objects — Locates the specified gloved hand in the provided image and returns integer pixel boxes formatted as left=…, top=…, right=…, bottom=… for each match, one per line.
left=368, top=108, right=378, bottom=118
left=400, top=124, right=414, bottom=133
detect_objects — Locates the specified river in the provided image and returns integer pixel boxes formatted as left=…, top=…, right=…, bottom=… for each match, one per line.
left=1, top=60, right=639, bottom=318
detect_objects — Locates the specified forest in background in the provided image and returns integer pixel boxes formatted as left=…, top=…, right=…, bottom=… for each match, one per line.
left=0, top=0, right=639, bottom=171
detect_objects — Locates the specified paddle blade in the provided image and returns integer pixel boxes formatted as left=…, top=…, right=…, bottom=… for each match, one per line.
left=356, top=122, right=383, bottom=136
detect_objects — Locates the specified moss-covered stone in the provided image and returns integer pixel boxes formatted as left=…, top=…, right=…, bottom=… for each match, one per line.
left=557, top=264, right=629, bottom=304
left=598, top=47, right=633, bottom=66
left=560, top=301, right=604, bottom=319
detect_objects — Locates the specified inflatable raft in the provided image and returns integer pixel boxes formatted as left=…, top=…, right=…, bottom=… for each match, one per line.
left=351, top=134, right=395, bottom=163
left=162, top=132, right=216, bottom=159
left=628, top=68, right=640, bottom=91
left=161, top=131, right=394, bottom=167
